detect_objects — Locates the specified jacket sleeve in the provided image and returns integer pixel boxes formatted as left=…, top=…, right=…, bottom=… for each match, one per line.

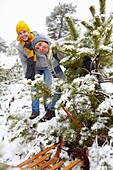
left=52, top=50, right=63, bottom=62
left=17, top=44, right=27, bottom=76
left=52, top=51, right=64, bottom=79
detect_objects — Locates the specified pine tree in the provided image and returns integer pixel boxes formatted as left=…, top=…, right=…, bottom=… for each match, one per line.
left=52, top=0, right=113, bottom=150
left=45, top=3, right=77, bottom=40
left=0, top=37, right=8, bottom=53
left=38, top=0, right=113, bottom=157
left=6, top=40, right=18, bottom=56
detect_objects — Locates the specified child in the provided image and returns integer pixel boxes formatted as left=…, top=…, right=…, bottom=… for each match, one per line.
left=16, top=21, right=52, bottom=119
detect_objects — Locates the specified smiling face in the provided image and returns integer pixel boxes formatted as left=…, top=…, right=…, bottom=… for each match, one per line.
left=18, top=30, right=29, bottom=41
left=34, top=41, right=49, bottom=54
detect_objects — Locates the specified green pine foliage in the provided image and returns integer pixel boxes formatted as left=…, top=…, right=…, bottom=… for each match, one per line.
left=6, top=114, right=37, bottom=143
left=27, top=74, right=52, bottom=104
left=42, top=0, right=113, bottom=151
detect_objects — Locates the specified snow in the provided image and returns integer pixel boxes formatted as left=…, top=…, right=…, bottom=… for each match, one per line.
left=0, top=54, right=18, bottom=69
left=1, top=52, right=113, bottom=170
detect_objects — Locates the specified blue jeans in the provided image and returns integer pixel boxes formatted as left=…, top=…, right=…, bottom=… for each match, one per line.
left=47, top=89, right=62, bottom=111
left=31, top=69, right=52, bottom=114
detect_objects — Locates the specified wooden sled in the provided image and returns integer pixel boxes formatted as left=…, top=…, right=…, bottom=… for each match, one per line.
left=16, top=136, right=63, bottom=170
left=16, top=136, right=88, bottom=170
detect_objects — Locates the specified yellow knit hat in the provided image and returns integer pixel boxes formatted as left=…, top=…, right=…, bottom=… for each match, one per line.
left=16, top=21, right=31, bottom=34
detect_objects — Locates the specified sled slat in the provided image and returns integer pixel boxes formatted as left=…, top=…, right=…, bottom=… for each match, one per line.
left=63, top=159, right=81, bottom=170
left=39, top=157, right=58, bottom=169
left=49, top=161, right=64, bottom=170
left=25, top=152, right=52, bottom=168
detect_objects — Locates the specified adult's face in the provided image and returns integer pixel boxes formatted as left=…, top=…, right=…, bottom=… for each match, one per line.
left=34, top=41, right=49, bottom=54
left=18, top=30, right=29, bottom=42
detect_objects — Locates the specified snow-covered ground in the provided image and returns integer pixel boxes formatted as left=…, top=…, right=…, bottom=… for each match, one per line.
left=0, top=53, right=113, bottom=169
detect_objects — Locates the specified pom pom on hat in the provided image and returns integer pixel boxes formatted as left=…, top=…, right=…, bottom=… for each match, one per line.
left=16, top=21, right=31, bottom=34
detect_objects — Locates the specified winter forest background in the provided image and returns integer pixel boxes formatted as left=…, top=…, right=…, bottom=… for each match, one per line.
left=1, top=0, right=113, bottom=169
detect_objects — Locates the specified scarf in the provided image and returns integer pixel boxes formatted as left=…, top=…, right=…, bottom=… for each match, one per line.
left=20, top=39, right=36, bottom=80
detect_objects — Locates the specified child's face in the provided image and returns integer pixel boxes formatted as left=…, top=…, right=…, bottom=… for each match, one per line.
left=18, top=30, right=29, bottom=41
left=34, top=41, right=49, bottom=54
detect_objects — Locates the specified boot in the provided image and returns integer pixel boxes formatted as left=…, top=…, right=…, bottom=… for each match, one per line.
left=39, top=109, right=55, bottom=122
left=29, top=112, right=39, bottom=119
left=44, top=109, right=55, bottom=120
